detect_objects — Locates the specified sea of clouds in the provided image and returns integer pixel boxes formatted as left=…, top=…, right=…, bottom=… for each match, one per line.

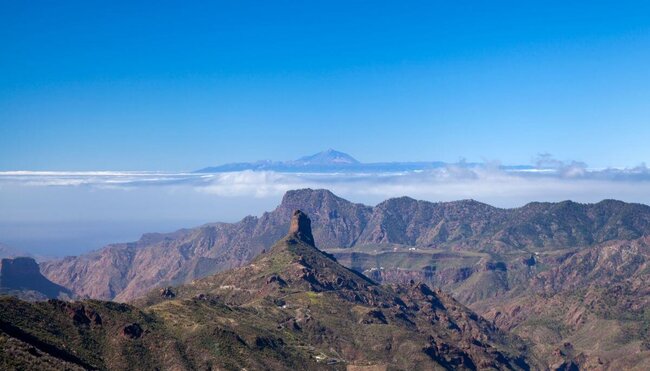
left=2, top=159, right=650, bottom=255
left=2, top=160, right=650, bottom=205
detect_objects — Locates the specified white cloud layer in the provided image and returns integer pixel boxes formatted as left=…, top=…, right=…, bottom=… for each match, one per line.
left=2, top=162, right=650, bottom=207
left=3, top=162, right=650, bottom=256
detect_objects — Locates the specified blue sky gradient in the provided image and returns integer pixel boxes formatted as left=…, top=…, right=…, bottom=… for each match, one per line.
left=2, top=1, right=650, bottom=256
left=2, top=1, right=650, bottom=170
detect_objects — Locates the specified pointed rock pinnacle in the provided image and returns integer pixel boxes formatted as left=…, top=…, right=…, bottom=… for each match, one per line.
left=289, top=210, right=315, bottom=246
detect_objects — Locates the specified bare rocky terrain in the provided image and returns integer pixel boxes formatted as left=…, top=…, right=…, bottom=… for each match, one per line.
left=23, top=189, right=650, bottom=368
left=41, top=189, right=650, bottom=302
left=1, top=211, right=538, bottom=370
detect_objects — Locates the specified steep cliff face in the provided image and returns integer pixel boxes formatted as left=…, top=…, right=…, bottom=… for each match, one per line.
left=358, top=198, right=507, bottom=247
left=0, top=257, right=72, bottom=300
left=41, top=189, right=650, bottom=302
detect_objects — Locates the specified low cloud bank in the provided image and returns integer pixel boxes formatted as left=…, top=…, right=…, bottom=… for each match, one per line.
left=2, top=161, right=650, bottom=207
left=2, top=161, right=650, bottom=255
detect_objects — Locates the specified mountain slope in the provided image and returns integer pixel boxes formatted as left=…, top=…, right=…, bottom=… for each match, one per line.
left=477, top=237, right=650, bottom=369
left=138, top=210, right=537, bottom=369
left=1, top=211, right=538, bottom=370
left=0, top=296, right=187, bottom=370
left=341, top=236, right=650, bottom=369
left=41, top=189, right=650, bottom=302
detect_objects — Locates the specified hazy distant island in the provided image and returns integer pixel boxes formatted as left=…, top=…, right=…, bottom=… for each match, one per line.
left=195, top=149, right=535, bottom=173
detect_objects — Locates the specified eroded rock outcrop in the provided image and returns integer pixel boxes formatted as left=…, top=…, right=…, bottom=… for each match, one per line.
left=289, top=210, right=315, bottom=246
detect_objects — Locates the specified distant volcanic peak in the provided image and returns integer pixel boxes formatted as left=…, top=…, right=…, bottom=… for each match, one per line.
left=289, top=210, right=315, bottom=246
left=295, top=149, right=360, bottom=165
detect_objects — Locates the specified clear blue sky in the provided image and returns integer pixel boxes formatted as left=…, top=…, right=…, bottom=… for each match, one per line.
left=2, top=1, right=650, bottom=170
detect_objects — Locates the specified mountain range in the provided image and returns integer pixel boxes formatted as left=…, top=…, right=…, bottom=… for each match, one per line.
left=4, top=188, right=650, bottom=368
left=1, top=211, right=538, bottom=370
left=195, top=149, right=532, bottom=173
left=41, top=189, right=650, bottom=302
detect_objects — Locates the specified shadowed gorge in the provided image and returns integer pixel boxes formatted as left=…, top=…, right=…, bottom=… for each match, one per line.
left=0, top=257, right=72, bottom=301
